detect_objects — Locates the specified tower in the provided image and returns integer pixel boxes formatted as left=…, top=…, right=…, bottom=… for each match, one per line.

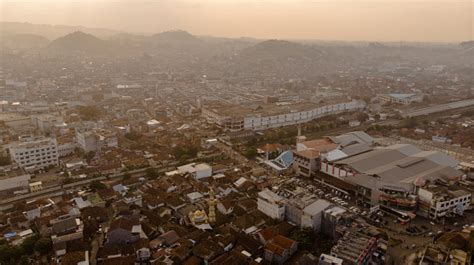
left=296, top=124, right=307, bottom=150
left=208, top=187, right=217, bottom=223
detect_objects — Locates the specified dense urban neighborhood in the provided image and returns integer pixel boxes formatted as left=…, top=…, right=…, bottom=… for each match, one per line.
left=0, top=22, right=474, bottom=265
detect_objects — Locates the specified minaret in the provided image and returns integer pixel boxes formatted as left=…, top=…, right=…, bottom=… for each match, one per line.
left=296, top=124, right=307, bottom=151
left=208, top=187, right=217, bottom=223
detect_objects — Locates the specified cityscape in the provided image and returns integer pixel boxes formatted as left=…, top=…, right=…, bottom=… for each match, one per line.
left=0, top=1, right=474, bottom=265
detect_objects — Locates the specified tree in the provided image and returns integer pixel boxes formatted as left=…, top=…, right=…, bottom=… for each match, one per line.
left=122, top=173, right=131, bottom=181
left=243, top=148, right=258, bottom=159
left=21, top=234, right=40, bottom=255
left=0, top=154, right=11, bottom=166
left=77, top=106, right=102, bottom=121
left=89, top=180, right=106, bottom=191
left=124, top=132, right=142, bottom=141
left=145, top=168, right=159, bottom=180
left=290, top=228, right=315, bottom=250
left=34, top=238, right=52, bottom=255
left=402, top=117, right=418, bottom=129
left=0, top=244, right=25, bottom=265
left=83, top=151, right=95, bottom=163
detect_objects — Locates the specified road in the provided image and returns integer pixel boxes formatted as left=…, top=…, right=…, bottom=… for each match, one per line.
left=402, top=98, right=474, bottom=118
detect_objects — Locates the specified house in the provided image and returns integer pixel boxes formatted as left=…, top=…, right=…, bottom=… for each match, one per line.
left=264, top=235, right=297, bottom=264
left=51, top=214, right=78, bottom=235
left=217, top=200, right=234, bottom=215
left=106, top=217, right=139, bottom=245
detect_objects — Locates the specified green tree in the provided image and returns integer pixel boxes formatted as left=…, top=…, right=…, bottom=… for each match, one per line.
left=243, top=148, right=258, bottom=159
left=402, top=117, right=418, bottom=129
left=77, top=106, right=103, bottom=121
left=290, top=228, right=315, bottom=250
left=145, top=168, right=159, bottom=179
left=0, top=244, right=25, bottom=265
left=89, top=180, right=106, bottom=191
left=21, top=234, right=40, bottom=255
left=0, top=154, right=11, bottom=166
left=34, top=238, right=52, bottom=255
left=124, top=132, right=142, bottom=141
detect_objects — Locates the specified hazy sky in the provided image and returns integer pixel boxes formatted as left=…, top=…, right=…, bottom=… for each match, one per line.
left=1, top=0, right=473, bottom=42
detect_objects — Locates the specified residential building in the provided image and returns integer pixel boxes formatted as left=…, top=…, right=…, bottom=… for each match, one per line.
left=263, top=235, right=297, bottom=264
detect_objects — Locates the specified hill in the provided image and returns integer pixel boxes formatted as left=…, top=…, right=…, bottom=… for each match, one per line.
left=48, top=31, right=109, bottom=53
left=151, top=30, right=198, bottom=43
left=0, top=22, right=121, bottom=40
left=239, top=39, right=321, bottom=59
left=0, top=33, right=50, bottom=48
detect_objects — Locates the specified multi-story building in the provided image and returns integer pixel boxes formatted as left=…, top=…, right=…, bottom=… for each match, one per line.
left=75, top=129, right=118, bottom=153
left=418, top=186, right=471, bottom=219
left=257, top=189, right=287, bottom=221
left=57, top=136, right=75, bottom=157
left=377, top=93, right=424, bottom=105
left=330, top=231, right=377, bottom=265
left=31, top=114, right=64, bottom=133
left=75, top=130, right=98, bottom=153
left=8, top=137, right=59, bottom=170
left=202, top=100, right=366, bottom=131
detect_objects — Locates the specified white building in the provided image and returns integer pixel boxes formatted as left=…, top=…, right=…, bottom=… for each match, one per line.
left=377, top=93, right=424, bottom=105
left=75, top=129, right=118, bottom=153
left=8, top=137, right=59, bottom=170
left=202, top=100, right=366, bottom=131
left=31, top=114, right=64, bottom=133
left=57, top=140, right=75, bottom=157
left=418, top=187, right=471, bottom=219
left=0, top=174, right=31, bottom=191
left=177, top=163, right=212, bottom=180
left=257, top=189, right=287, bottom=220
left=318, top=254, right=343, bottom=265
left=301, top=199, right=332, bottom=231
left=75, top=130, right=98, bottom=153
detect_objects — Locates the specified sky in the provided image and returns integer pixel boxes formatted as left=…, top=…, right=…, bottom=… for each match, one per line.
left=1, top=0, right=473, bottom=42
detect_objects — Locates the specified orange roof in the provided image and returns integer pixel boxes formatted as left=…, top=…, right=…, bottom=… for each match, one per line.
left=265, top=242, right=286, bottom=256
left=259, top=143, right=284, bottom=152
left=258, top=227, right=277, bottom=242
left=301, top=138, right=337, bottom=152
left=294, top=149, right=321, bottom=159
left=273, top=235, right=295, bottom=250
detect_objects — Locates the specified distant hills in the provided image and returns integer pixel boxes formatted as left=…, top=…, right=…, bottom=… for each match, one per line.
left=239, top=39, right=321, bottom=59
left=0, top=21, right=121, bottom=39
left=48, top=31, right=110, bottom=53
left=0, top=33, right=50, bottom=48
left=152, top=30, right=198, bottom=43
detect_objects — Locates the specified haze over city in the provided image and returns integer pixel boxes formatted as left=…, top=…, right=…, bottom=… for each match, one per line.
left=1, top=1, right=474, bottom=265
left=1, top=0, right=473, bottom=42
